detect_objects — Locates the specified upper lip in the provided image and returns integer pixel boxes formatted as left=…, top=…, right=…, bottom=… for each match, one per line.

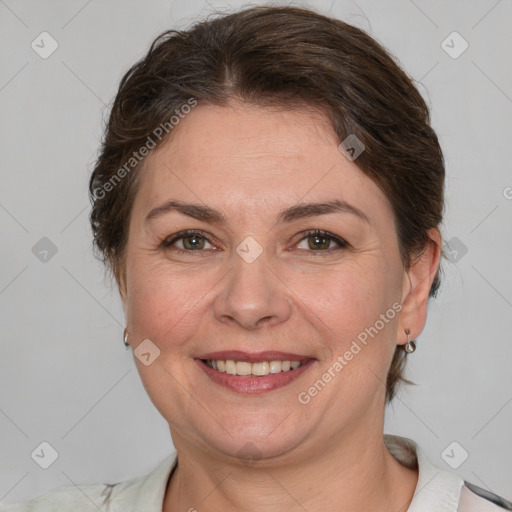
left=196, top=350, right=313, bottom=363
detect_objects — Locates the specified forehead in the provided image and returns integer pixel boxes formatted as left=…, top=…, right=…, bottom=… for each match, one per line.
left=134, top=101, right=390, bottom=221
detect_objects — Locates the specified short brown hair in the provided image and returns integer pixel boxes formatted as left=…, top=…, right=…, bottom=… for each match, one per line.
left=89, top=5, right=444, bottom=404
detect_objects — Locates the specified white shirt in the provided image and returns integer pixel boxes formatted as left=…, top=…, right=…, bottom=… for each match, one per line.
left=2, top=434, right=511, bottom=511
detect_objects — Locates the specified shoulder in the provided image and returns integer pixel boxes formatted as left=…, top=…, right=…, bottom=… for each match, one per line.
left=384, top=434, right=512, bottom=512
left=458, top=481, right=512, bottom=511
left=0, top=482, right=114, bottom=512
left=1, top=453, right=177, bottom=512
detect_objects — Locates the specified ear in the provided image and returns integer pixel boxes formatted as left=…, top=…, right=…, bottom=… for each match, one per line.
left=397, top=228, right=442, bottom=345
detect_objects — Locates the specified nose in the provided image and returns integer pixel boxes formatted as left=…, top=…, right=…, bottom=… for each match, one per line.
left=212, top=249, right=293, bottom=331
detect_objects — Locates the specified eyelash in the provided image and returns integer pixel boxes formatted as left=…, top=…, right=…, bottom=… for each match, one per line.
left=161, top=229, right=349, bottom=255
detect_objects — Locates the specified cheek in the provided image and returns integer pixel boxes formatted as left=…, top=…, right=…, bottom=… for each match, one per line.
left=125, top=258, right=207, bottom=348
left=288, top=258, right=401, bottom=354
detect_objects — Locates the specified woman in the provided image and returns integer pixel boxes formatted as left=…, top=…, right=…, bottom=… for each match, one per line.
left=3, top=4, right=511, bottom=512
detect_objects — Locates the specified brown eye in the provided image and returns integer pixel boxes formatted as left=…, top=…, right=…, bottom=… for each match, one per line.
left=307, top=234, right=331, bottom=250
left=182, top=234, right=207, bottom=250
left=162, top=231, right=214, bottom=251
left=296, top=230, right=348, bottom=252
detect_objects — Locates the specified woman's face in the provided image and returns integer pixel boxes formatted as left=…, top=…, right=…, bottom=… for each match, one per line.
left=123, top=100, right=431, bottom=462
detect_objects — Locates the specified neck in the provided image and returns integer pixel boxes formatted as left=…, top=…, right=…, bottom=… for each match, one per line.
left=163, top=424, right=418, bottom=512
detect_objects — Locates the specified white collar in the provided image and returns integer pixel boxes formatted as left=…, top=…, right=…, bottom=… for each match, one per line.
left=384, top=434, right=464, bottom=511
left=109, top=434, right=465, bottom=512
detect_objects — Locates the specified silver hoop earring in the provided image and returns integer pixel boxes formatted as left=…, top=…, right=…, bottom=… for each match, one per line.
left=123, top=328, right=130, bottom=349
left=403, top=328, right=416, bottom=353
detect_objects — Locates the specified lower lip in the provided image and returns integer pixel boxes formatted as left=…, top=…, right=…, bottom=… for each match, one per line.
left=195, top=359, right=316, bottom=394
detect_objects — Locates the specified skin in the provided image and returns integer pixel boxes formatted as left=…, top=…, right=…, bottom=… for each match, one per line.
left=120, top=99, right=441, bottom=512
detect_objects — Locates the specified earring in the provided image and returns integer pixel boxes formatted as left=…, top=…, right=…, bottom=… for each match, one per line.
left=123, top=328, right=130, bottom=349
left=403, top=328, right=416, bottom=353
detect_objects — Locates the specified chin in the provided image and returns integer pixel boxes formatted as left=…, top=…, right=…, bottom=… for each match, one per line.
left=210, top=432, right=305, bottom=465
left=188, top=409, right=313, bottom=464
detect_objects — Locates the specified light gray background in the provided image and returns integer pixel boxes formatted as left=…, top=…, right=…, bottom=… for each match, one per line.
left=1, top=0, right=511, bottom=506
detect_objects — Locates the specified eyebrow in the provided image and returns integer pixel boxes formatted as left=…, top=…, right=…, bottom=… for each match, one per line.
left=145, top=199, right=369, bottom=225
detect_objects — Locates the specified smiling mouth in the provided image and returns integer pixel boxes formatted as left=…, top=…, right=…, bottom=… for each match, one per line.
left=201, top=359, right=306, bottom=376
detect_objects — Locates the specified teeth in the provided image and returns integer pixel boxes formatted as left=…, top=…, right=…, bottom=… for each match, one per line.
left=205, top=359, right=304, bottom=376
left=269, top=361, right=282, bottom=373
left=225, top=360, right=236, bottom=375
left=252, top=361, right=270, bottom=376
left=235, top=361, right=252, bottom=376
